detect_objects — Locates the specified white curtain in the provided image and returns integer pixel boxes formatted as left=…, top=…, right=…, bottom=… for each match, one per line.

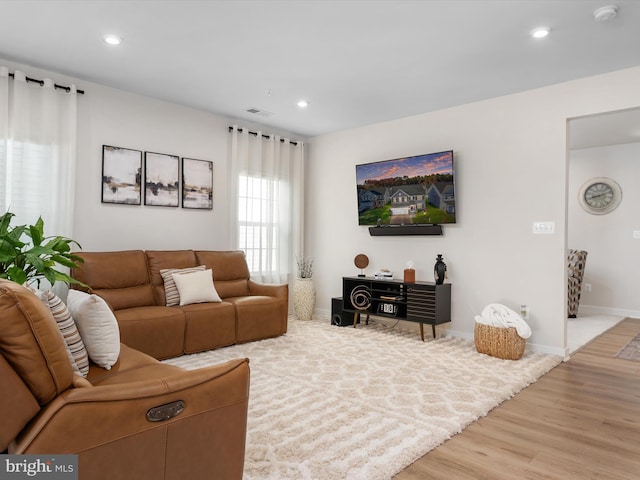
left=0, top=66, right=78, bottom=237
left=229, top=125, right=304, bottom=284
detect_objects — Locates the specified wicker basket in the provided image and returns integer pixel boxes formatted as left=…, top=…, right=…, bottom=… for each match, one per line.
left=474, top=323, right=525, bottom=360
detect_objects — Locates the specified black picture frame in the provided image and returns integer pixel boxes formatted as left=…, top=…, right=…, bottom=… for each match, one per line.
left=182, top=158, right=213, bottom=209
left=101, top=145, right=142, bottom=205
left=144, top=152, right=180, bottom=207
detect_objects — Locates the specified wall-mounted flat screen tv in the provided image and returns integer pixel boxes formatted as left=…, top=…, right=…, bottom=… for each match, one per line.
left=356, top=150, right=455, bottom=226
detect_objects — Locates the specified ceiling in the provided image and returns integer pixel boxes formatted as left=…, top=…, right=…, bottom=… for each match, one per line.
left=1, top=0, right=640, bottom=140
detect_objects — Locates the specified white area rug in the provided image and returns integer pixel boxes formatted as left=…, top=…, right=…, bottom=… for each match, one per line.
left=164, top=318, right=561, bottom=479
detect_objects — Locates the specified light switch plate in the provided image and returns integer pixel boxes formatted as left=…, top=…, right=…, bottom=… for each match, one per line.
left=532, top=221, right=555, bottom=234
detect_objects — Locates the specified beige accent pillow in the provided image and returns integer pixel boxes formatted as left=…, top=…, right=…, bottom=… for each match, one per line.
left=160, top=266, right=206, bottom=306
left=36, top=289, right=90, bottom=377
left=172, top=269, right=222, bottom=306
left=66, top=290, right=120, bottom=370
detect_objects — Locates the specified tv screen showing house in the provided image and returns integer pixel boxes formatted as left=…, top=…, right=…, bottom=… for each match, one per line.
left=356, top=150, right=455, bottom=226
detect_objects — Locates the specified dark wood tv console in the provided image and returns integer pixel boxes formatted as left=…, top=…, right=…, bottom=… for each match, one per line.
left=342, top=276, right=451, bottom=340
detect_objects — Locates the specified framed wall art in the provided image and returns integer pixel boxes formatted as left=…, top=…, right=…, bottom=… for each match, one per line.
left=101, top=145, right=142, bottom=205
left=182, top=158, right=213, bottom=209
left=144, top=152, right=180, bottom=207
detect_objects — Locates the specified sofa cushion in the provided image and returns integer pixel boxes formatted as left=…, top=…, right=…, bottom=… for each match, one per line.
left=228, top=295, right=287, bottom=343
left=36, top=289, right=90, bottom=377
left=72, top=250, right=156, bottom=310
left=146, top=250, right=198, bottom=305
left=160, top=265, right=205, bottom=306
left=195, top=251, right=250, bottom=298
left=87, top=344, right=183, bottom=386
left=173, top=269, right=222, bottom=306
left=94, top=285, right=157, bottom=311
left=114, top=306, right=186, bottom=360
left=179, top=302, right=237, bottom=353
left=67, top=290, right=121, bottom=370
left=0, top=280, right=74, bottom=405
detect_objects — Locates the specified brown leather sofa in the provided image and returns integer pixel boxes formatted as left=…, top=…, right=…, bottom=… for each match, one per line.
left=0, top=279, right=250, bottom=479
left=71, top=250, right=288, bottom=360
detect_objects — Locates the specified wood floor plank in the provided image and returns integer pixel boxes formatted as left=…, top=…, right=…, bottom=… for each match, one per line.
left=394, top=318, right=640, bottom=480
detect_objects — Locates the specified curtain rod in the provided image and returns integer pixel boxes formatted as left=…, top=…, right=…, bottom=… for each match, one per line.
left=8, top=72, right=85, bottom=95
left=228, top=126, right=299, bottom=146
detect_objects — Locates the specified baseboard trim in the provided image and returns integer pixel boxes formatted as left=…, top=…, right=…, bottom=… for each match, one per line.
left=579, top=305, right=640, bottom=319
left=314, top=312, right=566, bottom=357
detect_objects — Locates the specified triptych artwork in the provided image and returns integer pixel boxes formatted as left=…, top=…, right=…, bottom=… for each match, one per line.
left=101, top=145, right=213, bottom=210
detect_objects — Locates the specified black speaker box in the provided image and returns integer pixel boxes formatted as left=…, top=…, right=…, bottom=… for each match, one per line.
left=331, top=297, right=356, bottom=327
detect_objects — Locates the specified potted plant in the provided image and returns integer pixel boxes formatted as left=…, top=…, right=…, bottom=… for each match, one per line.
left=0, top=211, right=85, bottom=288
left=296, top=257, right=313, bottom=280
left=293, top=257, right=315, bottom=320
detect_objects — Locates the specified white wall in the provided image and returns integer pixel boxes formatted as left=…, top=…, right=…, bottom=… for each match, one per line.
left=5, top=56, right=640, bottom=355
left=568, top=142, right=640, bottom=317
left=1, top=57, right=301, bottom=252
left=74, top=83, right=233, bottom=251
left=307, top=67, right=640, bottom=356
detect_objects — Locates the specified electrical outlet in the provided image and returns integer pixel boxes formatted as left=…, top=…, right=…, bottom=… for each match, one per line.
left=633, top=230, right=640, bottom=240
left=519, top=304, right=530, bottom=320
left=583, top=283, right=592, bottom=292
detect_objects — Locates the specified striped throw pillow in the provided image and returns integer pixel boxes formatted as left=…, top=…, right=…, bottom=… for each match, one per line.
left=160, top=266, right=206, bottom=306
left=37, top=289, right=90, bottom=377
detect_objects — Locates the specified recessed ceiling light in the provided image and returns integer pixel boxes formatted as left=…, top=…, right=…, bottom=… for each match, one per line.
left=297, top=100, right=309, bottom=108
left=103, top=34, right=122, bottom=46
left=530, top=27, right=550, bottom=39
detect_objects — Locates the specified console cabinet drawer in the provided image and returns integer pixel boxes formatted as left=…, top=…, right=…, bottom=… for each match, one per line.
left=406, top=284, right=451, bottom=325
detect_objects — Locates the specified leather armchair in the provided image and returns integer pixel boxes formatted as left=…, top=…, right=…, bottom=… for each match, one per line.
left=0, top=279, right=250, bottom=479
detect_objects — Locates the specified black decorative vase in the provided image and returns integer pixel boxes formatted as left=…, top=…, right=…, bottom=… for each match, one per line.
left=434, top=254, right=447, bottom=285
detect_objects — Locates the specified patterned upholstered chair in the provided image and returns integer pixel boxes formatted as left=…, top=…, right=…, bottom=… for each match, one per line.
left=568, top=249, right=588, bottom=318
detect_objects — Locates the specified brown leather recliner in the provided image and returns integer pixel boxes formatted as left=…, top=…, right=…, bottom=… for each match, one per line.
left=70, top=250, right=288, bottom=360
left=0, top=279, right=250, bottom=480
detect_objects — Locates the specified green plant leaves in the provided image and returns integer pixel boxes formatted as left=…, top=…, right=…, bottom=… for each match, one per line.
left=5, top=266, right=28, bottom=285
left=0, top=211, right=86, bottom=287
left=28, top=218, right=44, bottom=246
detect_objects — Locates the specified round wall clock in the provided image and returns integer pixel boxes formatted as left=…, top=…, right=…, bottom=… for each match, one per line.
left=578, top=177, right=622, bottom=215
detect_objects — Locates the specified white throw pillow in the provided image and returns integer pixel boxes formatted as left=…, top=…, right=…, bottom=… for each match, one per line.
left=66, top=290, right=120, bottom=370
left=172, top=269, right=222, bottom=306
left=160, top=265, right=206, bottom=306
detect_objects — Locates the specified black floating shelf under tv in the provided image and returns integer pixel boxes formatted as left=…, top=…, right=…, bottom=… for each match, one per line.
left=368, top=225, right=443, bottom=236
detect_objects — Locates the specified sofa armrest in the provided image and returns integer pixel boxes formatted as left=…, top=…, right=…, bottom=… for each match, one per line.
left=247, top=279, right=288, bottom=300
left=11, top=358, right=250, bottom=456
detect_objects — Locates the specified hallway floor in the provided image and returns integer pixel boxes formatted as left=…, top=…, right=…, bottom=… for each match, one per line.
left=567, top=313, right=626, bottom=354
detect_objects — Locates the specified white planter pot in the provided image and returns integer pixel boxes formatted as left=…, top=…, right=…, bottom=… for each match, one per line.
left=293, top=278, right=316, bottom=320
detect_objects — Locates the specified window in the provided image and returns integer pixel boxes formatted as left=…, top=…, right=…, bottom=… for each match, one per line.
left=238, top=174, right=282, bottom=276
left=0, top=139, right=57, bottom=226
left=229, top=126, right=303, bottom=284
left=0, top=69, right=78, bottom=236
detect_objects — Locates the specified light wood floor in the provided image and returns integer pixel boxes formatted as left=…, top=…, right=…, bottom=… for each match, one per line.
left=394, top=318, right=640, bottom=480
